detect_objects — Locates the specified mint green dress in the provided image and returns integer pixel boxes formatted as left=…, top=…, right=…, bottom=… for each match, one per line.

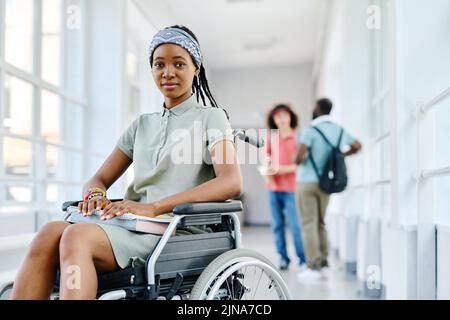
left=97, top=95, right=233, bottom=269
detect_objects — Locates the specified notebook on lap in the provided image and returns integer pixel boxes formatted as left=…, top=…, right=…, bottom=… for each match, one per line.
left=65, top=206, right=173, bottom=235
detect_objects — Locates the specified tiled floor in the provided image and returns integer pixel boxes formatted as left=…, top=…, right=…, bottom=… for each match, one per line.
left=241, top=226, right=366, bottom=300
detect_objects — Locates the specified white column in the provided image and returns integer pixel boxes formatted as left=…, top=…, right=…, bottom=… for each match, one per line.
left=416, top=107, right=436, bottom=299
left=85, top=0, right=127, bottom=198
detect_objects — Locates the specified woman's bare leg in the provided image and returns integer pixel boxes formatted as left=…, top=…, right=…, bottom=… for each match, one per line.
left=58, top=224, right=119, bottom=300
left=11, top=221, right=71, bottom=300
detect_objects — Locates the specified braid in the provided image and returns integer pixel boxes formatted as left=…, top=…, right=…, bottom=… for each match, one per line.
left=192, top=75, right=199, bottom=101
left=198, top=66, right=219, bottom=108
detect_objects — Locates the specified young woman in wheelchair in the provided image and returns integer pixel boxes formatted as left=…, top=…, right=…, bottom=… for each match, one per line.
left=11, top=25, right=242, bottom=300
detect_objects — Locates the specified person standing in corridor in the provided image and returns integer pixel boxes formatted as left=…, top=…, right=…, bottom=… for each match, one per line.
left=260, top=104, right=307, bottom=271
left=295, top=98, right=362, bottom=281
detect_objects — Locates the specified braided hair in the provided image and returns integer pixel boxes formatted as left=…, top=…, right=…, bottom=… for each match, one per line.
left=149, top=25, right=220, bottom=110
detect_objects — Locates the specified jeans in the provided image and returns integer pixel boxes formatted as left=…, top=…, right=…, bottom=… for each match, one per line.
left=268, top=191, right=306, bottom=265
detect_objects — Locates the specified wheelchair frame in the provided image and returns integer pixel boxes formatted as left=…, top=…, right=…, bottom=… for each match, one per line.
left=1, top=200, right=291, bottom=301
left=88, top=201, right=244, bottom=300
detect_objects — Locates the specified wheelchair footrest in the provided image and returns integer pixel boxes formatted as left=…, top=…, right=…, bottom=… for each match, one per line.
left=97, top=266, right=147, bottom=291
left=165, top=273, right=183, bottom=300
left=54, top=267, right=146, bottom=292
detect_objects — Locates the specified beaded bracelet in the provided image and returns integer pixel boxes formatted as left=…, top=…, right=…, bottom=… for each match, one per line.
left=84, top=187, right=106, bottom=201
left=88, top=192, right=105, bottom=201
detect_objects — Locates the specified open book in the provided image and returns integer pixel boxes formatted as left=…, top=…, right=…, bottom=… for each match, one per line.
left=65, top=206, right=173, bottom=235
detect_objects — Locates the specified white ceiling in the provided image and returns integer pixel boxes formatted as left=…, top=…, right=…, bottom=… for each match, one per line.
left=136, top=0, right=325, bottom=70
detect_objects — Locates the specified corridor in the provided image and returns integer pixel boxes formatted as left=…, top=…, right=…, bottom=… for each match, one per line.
left=0, top=0, right=449, bottom=301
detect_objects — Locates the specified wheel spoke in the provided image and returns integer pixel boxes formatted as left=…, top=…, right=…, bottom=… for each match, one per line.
left=252, top=267, right=263, bottom=299
left=190, top=250, right=292, bottom=300
left=239, top=267, right=247, bottom=299
left=231, top=274, right=235, bottom=300
left=268, top=278, right=275, bottom=296
left=225, top=277, right=232, bottom=300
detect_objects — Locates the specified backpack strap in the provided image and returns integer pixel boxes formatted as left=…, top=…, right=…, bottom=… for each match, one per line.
left=312, top=125, right=344, bottom=150
left=312, top=126, right=334, bottom=149
left=337, top=127, right=344, bottom=150
left=308, top=151, right=321, bottom=180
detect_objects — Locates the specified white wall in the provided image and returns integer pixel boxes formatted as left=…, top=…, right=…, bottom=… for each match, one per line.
left=317, top=0, right=371, bottom=137
left=381, top=224, right=417, bottom=299
left=211, top=64, right=314, bottom=129
left=393, top=0, right=450, bottom=228
left=210, top=64, right=313, bottom=225
left=397, top=0, right=450, bottom=299
left=437, top=226, right=450, bottom=299
left=318, top=0, right=450, bottom=299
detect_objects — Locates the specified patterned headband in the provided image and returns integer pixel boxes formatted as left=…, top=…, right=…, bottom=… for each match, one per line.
left=149, top=28, right=203, bottom=68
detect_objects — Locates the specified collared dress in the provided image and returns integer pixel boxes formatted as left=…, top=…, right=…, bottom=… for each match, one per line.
left=97, top=95, right=234, bottom=269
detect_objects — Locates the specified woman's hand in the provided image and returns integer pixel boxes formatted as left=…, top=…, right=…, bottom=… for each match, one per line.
left=78, top=196, right=111, bottom=217
left=257, top=165, right=276, bottom=185
left=100, top=200, right=157, bottom=221
left=258, top=165, right=277, bottom=176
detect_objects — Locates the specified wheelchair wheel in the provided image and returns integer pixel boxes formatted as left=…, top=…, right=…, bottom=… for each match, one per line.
left=190, top=249, right=292, bottom=300
left=0, top=282, right=13, bottom=300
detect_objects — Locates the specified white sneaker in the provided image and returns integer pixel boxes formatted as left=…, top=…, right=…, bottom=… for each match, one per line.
left=298, top=264, right=308, bottom=273
left=296, top=268, right=322, bottom=283
left=321, top=267, right=331, bottom=280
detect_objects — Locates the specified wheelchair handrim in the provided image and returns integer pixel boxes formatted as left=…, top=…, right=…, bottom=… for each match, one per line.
left=204, top=258, right=291, bottom=300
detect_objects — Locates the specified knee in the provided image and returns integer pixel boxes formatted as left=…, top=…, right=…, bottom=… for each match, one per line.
left=28, top=221, right=68, bottom=260
left=59, top=224, right=92, bottom=261
left=289, top=222, right=301, bottom=235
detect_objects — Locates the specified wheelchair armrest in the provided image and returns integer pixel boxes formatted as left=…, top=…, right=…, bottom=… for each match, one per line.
left=61, top=199, right=124, bottom=212
left=173, top=200, right=243, bottom=216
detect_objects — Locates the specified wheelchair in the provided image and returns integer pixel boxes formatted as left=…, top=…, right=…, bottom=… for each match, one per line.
left=0, top=130, right=292, bottom=300
left=1, top=200, right=291, bottom=300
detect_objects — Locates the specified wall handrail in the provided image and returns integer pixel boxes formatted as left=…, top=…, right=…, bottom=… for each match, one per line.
left=421, top=165, right=450, bottom=180
left=372, top=179, right=391, bottom=186
left=371, top=87, right=390, bottom=108
left=420, top=86, right=450, bottom=114
left=345, top=179, right=391, bottom=192
left=369, top=132, right=390, bottom=147
left=345, top=184, right=365, bottom=191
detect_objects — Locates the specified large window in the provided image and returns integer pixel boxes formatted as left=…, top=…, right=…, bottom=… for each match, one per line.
left=0, top=0, right=87, bottom=236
